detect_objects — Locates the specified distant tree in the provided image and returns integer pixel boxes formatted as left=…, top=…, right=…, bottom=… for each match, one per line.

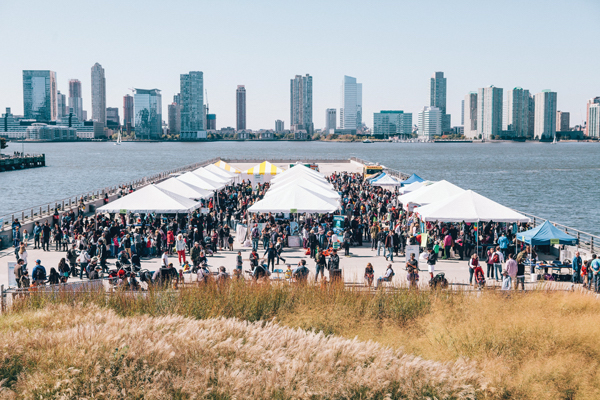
left=0, top=137, right=7, bottom=150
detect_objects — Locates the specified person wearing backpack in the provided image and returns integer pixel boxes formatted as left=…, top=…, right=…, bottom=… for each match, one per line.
left=14, top=259, right=25, bottom=288
left=32, top=260, right=47, bottom=286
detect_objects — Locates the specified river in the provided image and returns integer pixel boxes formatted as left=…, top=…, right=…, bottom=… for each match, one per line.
left=1, top=141, right=598, bottom=235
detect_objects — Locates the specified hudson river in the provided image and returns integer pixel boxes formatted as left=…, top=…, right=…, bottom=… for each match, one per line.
left=1, top=141, right=599, bottom=235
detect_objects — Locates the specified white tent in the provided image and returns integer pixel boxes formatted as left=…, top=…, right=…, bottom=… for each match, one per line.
left=156, top=178, right=213, bottom=200
left=265, top=178, right=340, bottom=200
left=270, top=174, right=334, bottom=191
left=97, top=185, right=201, bottom=214
left=193, top=167, right=232, bottom=184
left=398, top=180, right=434, bottom=195
left=248, top=185, right=339, bottom=214
left=398, top=180, right=465, bottom=210
left=414, top=190, right=531, bottom=223
left=371, top=174, right=402, bottom=187
left=272, top=171, right=329, bottom=187
left=178, top=172, right=226, bottom=191
left=272, top=164, right=324, bottom=182
left=204, top=163, right=237, bottom=178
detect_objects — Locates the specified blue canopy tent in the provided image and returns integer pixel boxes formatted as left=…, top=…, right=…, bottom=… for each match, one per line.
left=401, top=173, right=424, bottom=187
left=517, top=220, right=578, bottom=246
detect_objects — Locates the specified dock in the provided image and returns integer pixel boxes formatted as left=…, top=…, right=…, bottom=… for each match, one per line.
left=0, top=153, right=45, bottom=172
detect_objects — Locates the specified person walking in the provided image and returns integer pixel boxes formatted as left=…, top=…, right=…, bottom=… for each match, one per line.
left=264, top=243, right=277, bottom=272
left=572, top=251, right=583, bottom=285
left=32, top=260, right=47, bottom=286
left=275, top=237, right=286, bottom=265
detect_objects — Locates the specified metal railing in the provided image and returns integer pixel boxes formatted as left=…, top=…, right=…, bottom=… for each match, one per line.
left=349, top=156, right=411, bottom=180
left=0, top=157, right=219, bottom=231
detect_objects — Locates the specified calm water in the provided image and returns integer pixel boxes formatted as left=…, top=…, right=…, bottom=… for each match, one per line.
left=1, top=141, right=599, bottom=235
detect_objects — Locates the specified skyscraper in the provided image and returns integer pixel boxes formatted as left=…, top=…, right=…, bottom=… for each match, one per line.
left=430, top=72, right=450, bottom=131
left=463, top=92, right=477, bottom=138
left=106, top=107, right=120, bottom=126
left=236, top=85, right=246, bottom=131
left=586, top=97, right=600, bottom=137
left=373, top=111, right=412, bottom=138
left=506, top=87, right=530, bottom=137
left=57, top=90, right=66, bottom=119
left=69, top=79, right=83, bottom=122
left=275, top=120, right=284, bottom=133
left=556, top=111, right=570, bottom=131
left=534, top=90, right=557, bottom=140
left=91, top=63, right=106, bottom=124
left=325, top=108, right=336, bottom=132
left=418, top=106, right=441, bottom=139
left=340, top=75, right=362, bottom=130
left=123, top=94, right=134, bottom=133
left=290, top=74, right=313, bottom=133
left=477, top=86, right=503, bottom=139
left=133, top=89, right=162, bottom=139
left=180, top=71, right=205, bottom=139
left=23, top=70, right=57, bottom=121
left=168, top=103, right=181, bottom=135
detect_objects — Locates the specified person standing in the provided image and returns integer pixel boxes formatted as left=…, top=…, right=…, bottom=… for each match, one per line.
left=32, top=260, right=47, bottom=285
left=98, top=239, right=108, bottom=274
left=264, top=243, right=277, bottom=272
left=384, top=230, right=394, bottom=262
left=77, top=246, right=90, bottom=279
left=33, top=221, right=41, bottom=249
left=376, top=228, right=386, bottom=257
left=427, top=247, right=437, bottom=280
left=251, top=224, right=260, bottom=251
left=468, top=254, right=480, bottom=287
left=498, top=233, right=509, bottom=259
left=14, top=259, right=25, bottom=288
left=42, top=222, right=51, bottom=251
left=572, top=251, right=583, bottom=285
left=590, top=255, right=600, bottom=293
left=175, top=234, right=187, bottom=266
left=443, top=233, right=453, bottom=259
left=370, top=222, right=380, bottom=251
left=493, top=246, right=504, bottom=282
left=315, top=249, right=327, bottom=282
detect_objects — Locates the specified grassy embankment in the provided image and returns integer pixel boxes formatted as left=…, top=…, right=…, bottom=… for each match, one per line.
left=2, top=282, right=600, bottom=399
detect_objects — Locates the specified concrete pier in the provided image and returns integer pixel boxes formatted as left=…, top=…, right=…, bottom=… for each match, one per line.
left=0, top=154, right=45, bottom=172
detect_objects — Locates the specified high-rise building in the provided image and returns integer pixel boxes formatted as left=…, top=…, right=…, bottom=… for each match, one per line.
left=106, top=107, right=120, bottom=126
left=418, top=106, right=441, bottom=139
left=325, top=108, right=336, bottom=132
left=275, top=119, right=284, bottom=133
left=133, top=88, right=162, bottom=139
left=463, top=92, right=477, bottom=138
left=340, top=75, right=362, bottom=130
left=180, top=71, right=205, bottom=139
left=477, top=86, right=503, bottom=139
left=506, top=87, right=530, bottom=138
left=534, top=90, right=557, bottom=140
left=461, top=100, right=464, bottom=126
left=207, top=114, right=216, bottom=130
left=586, top=97, right=600, bottom=137
left=123, top=94, right=134, bottom=133
left=528, top=94, right=536, bottom=138
left=23, top=70, right=57, bottom=121
left=236, top=85, right=246, bottom=131
left=290, top=74, right=313, bottom=134
left=57, top=90, right=66, bottom=119
left=430, top=72, right=450, bottom=131
left=373, top=111, right=412, bottom=137
left=69, top=79, right=83, bottom=122
left=168, top=103, right=181, bottom=135
left=91, top=63, right=106, bottom=124
left=556, top=111, right=570, bottom=132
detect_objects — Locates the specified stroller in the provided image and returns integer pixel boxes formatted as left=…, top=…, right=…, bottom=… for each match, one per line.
left=429, top=272, right=448, bottom=289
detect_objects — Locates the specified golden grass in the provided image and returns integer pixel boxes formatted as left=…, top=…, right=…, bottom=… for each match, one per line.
left=4, top=282, right=600, bottom=399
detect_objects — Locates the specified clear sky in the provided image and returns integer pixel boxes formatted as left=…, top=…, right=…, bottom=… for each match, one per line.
left=1, top=0, right=598, bottom=130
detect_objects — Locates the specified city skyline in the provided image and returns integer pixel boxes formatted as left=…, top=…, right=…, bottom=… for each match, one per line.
left=0, top=0, right=598, bottom=130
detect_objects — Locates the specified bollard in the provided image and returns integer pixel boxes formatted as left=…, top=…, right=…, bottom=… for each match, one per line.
left=0, top=284, right=4, bottom=314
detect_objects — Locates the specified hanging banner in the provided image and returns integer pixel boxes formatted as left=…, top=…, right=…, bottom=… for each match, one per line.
left=550, top=238, right=560, bottom=245
left=420, top=233, right=428, bottom=248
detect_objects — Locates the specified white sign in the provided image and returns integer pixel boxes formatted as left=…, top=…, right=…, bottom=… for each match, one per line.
left=8, top=262, right=17, bottom=287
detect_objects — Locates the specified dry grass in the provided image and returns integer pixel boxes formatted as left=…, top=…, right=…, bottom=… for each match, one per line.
left=4, top=282, right=600, bottom=399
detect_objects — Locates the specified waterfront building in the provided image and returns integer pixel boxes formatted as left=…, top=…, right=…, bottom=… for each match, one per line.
left=275, top=119, right=284, bottom=133
left=340, top=75, right=362, bottom=131
left=417, top=106, right=441, bottom=139
left=106, top=107, right=120, bottom=127
left=585, top=97, right=600, bottom=137
left=23, top=70, right=58, bottom=121
left=68, top=79, right=84, bottom=122
left=506, top=87, right=531, bottom=138
left=236, top=85, right=246, bottom=131
left=25, top=123, right=76, bottom=140
left=123, top=94, right=134, bottom=133
left=207, top=114, right=216, bottom=130
left=55, top=108, right=103, bottom=139
left=180, top=71, right=205, bottom=139
left=461, top=100, right=464, bottom=126
left=290, top=74, right=313, bottom=134
left=587, top=102, right=600, bottom=138
left=0, top=108, right=27, bottom=138
left=91, top=63, right=106, bottom=124
left=168, top=103, right=181, bottom=135
left=556, top=111, right=570, bottom=132
left=463, top=92, right=477, bottom=138
left=133, top=89, right=162, bottom=140
left=57, top=91, right=67, bottom=119
left=430, top=72, right=450, bottom=131
left=325, top=108, right=336, bottom=133
left=528, top=94, right=535, bottom=138
left=373, top=110, right=412, bottom=138
left=534, top=90, right=557, bottom=140
left=477, top=86, right=503, bottom=139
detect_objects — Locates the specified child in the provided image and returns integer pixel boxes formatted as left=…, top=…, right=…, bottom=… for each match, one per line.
left=284, top=264, right=293, bottom=280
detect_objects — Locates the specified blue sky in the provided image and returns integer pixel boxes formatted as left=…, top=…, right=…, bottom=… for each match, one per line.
left=1, top=0, right=598, bottom=130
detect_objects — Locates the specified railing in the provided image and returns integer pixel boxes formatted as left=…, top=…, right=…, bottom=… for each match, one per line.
left=349, top=156, right=411, bottom=180
left=222, top=157, right=352, bottom=163
left=516, top=210, right=599, bottom=254
left=0, top=157, right=219, bottom=231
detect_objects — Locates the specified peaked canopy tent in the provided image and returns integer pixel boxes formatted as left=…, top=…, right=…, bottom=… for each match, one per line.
left=398, top=180, right=434, bottom=195
left=193, top=167, right=232, bottom=185
left=398, top=180, right=465, bottom=210
left=415, top=190, right=531, bottom=223
left=97, top=185, right=202, bottom=214
left=248, top=185, right=340, bottom=214
left=214, top=160, right=241, bottom=173
left=178, top=172, right=226, bottom=191
left=371, top=173, right=403, bottom=187
left=241, top=161, right=284, bottom=184
left=401, top=173, right=424, bottom=187
left=270, top=174, right=333, bottom=190
left=271, top=164, right=325, bottom=182
left=517, top=220, right=578, bottom=246
left=156, top=178, right=214, bottom=200
left=204, top=163, right=238, bottom=179
left=265, top=178, right=340, bottom=200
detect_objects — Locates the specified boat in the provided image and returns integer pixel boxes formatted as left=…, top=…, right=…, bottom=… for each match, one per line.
left=115, top=130, right=122, bottom=145
left=551, top=135, right=557, bottom=145
left=362, top=139, right=372, bottom=143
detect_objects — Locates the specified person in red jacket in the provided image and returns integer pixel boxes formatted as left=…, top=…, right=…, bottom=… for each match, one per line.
left=166, top=230, right=175, bottom=255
